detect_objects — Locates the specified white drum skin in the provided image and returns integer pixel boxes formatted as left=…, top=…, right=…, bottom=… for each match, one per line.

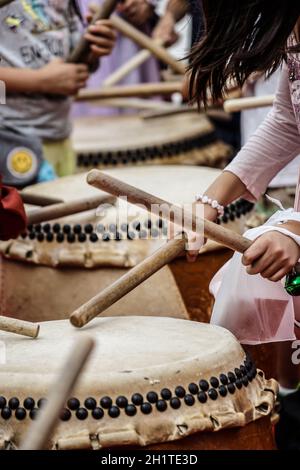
left=0, top=317, right=277, bottom=450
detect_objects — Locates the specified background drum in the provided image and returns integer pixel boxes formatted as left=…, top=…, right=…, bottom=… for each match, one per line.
left=0, top=317, right=277, bottom=450
left=0, top=166, right=254, bottom=323
left=72, top=113, right=232, bottom=171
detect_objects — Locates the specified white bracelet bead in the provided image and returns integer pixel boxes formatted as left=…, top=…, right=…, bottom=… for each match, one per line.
left=195, top=194, right=224, bottom=217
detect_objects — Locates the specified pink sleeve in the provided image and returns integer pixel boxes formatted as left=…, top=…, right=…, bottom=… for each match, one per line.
left=225, top=64, right=300, bottom=201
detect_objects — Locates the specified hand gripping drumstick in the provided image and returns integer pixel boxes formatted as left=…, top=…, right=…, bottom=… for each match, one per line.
left=111, top=15, right=186, bottom=75
left=103, top=39, right=164, bottom=87
left=69, top=171, right=251, bottom=329
left=20, top=336, right=94, bottom=450
left=224, top=95, right=275, bottom=113
left=86, top=170, right=252, bottom=252
left=0, top=316, right=39, bottom=338
left=27, top=194, right=115, bottom=225
left=66, top=0, right=119, bottom=64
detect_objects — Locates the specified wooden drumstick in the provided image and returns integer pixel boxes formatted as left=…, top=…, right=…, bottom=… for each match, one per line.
left=77, top=82, right=183, bottom=101
left=111, top=15, right=186, bottom=75
left=224, top=95, right=274, bottom=113
left=87, top=170, right=252, bottom=253
left=21, top=193, right=63, bottom=207
left=103, top=39, right=164, bottom=87
left=27, top=194, right=115, bottom=225
left=20, top=336, right=94, bottom=450
left=86, top=97, right=178, bottom=110
left=0, top=316, right=39, bottom=338
left=66, top=0, right=119, bottom=63
left=70, top=237, right=186, bottom=328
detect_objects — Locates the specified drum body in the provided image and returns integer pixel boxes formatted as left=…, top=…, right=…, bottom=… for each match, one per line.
left=72, top=113, right=232, bottom=171
left=0, top=317, right=277, bottom=450
left=0, top=166, right=254, bottom=323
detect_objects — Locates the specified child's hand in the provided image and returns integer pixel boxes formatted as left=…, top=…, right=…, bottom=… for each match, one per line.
left=84, top=19, right=116, bottom=57
left=118, top=0, right=154, bottom=27
left=186, top=203, right=218, bottom=262
left=152, top=12, right=179, bottom=47
left=242, top=231, right=300, bottom=282
left=38, top=59, right=89, bottom=95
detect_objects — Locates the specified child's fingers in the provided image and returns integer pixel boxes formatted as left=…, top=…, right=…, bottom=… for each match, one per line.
left=242, top=237, right=268, bottom=266
left=244, top=249, right=274, bottom=275
left=259, top=260, right=287, bottom=280
left=84, top=32, right=115, bottom=49
left=76, top=67, right=89, bottom=80
left=186, top=251, right=199, bottom=263
left=186, top=234, right=204, bottom=251
left=88, top=20, right=117, bottom=38
left=88, top=23, right=117, bottom=39
left=185, top=232, right=204, bottom=263
left=246, top=257, right=283, bottom=277
left=76, top=64, right=89, bottom=73
left=269, top=267, right=291, bottom=282
left=90, top=44, right=113, bottom=56
left=86, top=12, right=93, bottom=23
left=77, top=71, right=89, bottom=81
left=76, top=80, right=88, bottom=90
left=118, top=0, right=135, bottom=12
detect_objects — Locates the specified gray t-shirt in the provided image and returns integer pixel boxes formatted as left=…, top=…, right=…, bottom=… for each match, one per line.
left=0, top=0, right=81, bottom=141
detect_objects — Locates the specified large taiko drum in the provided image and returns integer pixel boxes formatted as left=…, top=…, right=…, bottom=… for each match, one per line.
left=0, top=166, right=254, bottom=323
left=72, top=113, right=232, bottom=171
left=0, top=317, right=277, bottom=450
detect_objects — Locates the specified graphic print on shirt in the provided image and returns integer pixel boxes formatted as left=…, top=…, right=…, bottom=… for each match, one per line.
left=1, top=1, right=80, bottom=66
left=4, top=1, right=68, bottom=33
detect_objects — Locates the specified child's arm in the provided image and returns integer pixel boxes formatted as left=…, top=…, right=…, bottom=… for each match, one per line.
left=0, top=59, right=89, bottom=95
left=188, top=64, right=300, bottom=279
left=203, top=64, right=300, bottom=208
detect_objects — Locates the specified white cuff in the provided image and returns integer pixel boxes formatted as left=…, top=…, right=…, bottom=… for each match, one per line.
left=244, top=208, right=300, bottom=248
left=254, top=226, right=300, bottom=248
left=265, top=208, right=300, bottom=226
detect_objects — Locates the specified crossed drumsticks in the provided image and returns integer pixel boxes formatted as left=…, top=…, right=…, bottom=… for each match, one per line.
left=0, top=169, right=254, bottom=339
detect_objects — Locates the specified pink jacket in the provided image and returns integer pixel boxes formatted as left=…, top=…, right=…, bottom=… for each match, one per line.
left=225, top=62, right=300, bottom=206
left=211, top=59, right=300, bottom=344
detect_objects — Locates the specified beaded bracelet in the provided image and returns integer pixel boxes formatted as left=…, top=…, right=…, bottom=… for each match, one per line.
left=195, top=195, right=225, bottom=217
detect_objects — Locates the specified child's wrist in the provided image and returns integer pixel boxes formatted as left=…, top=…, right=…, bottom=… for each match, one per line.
left=31, top=68, right=47, bottom=93
left=193, top=201, right=218, bottom=222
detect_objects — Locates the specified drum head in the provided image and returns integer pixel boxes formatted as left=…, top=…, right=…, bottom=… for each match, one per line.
left=72, top=113, right=232, bottom=169
left=0, top=317, right=277, bottom=450
left=22, top=165, right=221, bottom=204
left=72, top=114, right=214, bottom=154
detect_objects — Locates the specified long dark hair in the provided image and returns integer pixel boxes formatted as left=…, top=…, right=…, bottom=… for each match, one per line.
left=188, top=0, right=300, bottom=106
